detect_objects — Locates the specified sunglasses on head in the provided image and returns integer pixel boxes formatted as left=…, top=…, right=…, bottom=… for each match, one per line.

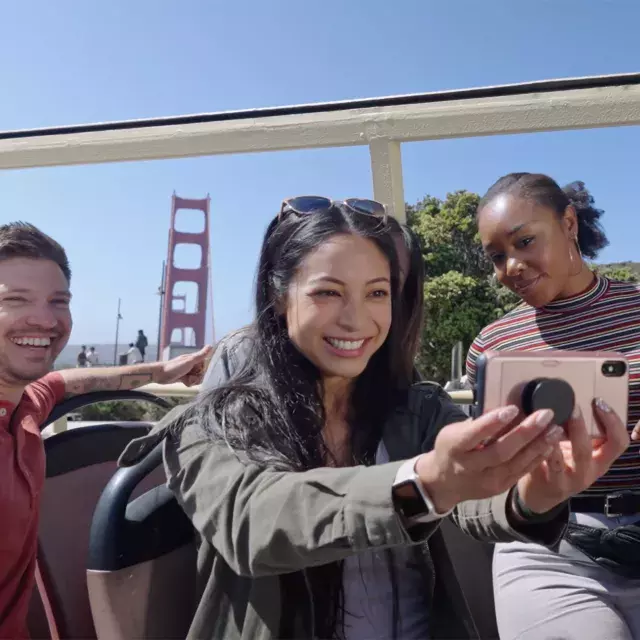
left=279, top=196, right=387, bottom=220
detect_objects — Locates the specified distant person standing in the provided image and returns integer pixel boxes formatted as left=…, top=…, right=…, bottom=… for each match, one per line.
left=124, top=343, right=143, bottom=364
left=86, top=346, right=99, bottom=366
left=135, top=330, right=148, bottom=362
left=76, top=346, right=88, bottom=368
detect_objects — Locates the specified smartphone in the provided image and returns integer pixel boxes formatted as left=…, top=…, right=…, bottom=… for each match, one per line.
left=475, top=349, right=629, bottom=438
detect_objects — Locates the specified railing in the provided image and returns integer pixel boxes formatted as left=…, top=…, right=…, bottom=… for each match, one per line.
left=50, top=382, right=474, bottom=433
left=1, top=73, right=639, bottom=223
left=138, top=382, right=204, bottom=398
left=141, top=382, right=474, bottom=403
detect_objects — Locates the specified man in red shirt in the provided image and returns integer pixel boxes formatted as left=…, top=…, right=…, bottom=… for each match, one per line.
left=0, top=222, right=211, bottom=638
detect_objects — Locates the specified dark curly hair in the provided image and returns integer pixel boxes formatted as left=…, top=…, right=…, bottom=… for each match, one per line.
left=477, top=173, right=609, bottom=259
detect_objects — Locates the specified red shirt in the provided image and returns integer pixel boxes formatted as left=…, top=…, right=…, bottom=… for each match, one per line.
left=0, top=373, right=65, bottom=639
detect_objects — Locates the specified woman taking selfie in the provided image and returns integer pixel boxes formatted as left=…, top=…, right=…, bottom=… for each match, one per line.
left=201, top=207, right=423, bottom=390
left=468, top=173, right=640, bottom=639
left=123, top=198, right=626, bottom=640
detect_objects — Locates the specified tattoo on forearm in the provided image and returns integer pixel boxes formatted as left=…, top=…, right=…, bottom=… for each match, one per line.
left=64, top=372, right=154, bottom=397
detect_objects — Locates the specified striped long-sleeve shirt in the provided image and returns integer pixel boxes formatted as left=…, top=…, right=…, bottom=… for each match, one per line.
left=466, top=274, right=640, bottom=496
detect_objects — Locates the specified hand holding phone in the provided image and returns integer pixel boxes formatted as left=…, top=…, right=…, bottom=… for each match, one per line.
left=414, top=405, right=561, bottom=513
left=475, top=350, right=629, bottom=438
left=516, top=397, right=629, bottom=514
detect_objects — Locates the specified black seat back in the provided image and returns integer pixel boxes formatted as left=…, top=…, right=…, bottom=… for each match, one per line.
left=87, top=444, right=196, bottom=640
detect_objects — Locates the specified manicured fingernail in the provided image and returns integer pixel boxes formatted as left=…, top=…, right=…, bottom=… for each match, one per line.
left=545, top=425, right=564, bottom=443
left=498, top=405, right=519, bottom=423
left=534, top=409, right=554, bottom=427
left=572, top=403, right=582, bottom=420
left=595, top=398, right=611, bottom=413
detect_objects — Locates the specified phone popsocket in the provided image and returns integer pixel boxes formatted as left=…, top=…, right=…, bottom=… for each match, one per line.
left=521, top=377, right=575, bottom=425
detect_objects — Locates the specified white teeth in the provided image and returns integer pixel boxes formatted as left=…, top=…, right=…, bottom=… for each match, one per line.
left=11, top=337, right=52, bottom=347
left=326, top=338, right=365, bottom=351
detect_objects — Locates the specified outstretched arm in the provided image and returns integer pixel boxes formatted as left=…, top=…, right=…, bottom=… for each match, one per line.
left=59, top=346, right=213, bottom=398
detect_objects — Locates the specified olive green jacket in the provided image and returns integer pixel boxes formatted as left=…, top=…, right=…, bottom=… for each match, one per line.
left=120, top=333, right=569, bottom=639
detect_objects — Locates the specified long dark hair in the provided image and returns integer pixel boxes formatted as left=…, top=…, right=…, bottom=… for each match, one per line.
left=397, top=224, right=425, bottom=378
left=191, top=205, right=413, bottom=639
left=478, top=172, right=609, bottom=259
left=197, top=205, right=411, bottom=470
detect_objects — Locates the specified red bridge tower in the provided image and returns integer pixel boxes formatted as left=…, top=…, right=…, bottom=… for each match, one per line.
left=159, top=194, right=210, bottom=360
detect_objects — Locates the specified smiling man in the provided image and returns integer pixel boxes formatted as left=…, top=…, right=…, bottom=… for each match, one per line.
left=0, top=222, right=210, bottom=639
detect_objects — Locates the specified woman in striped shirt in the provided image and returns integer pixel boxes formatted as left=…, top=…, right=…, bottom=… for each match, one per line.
left=467, top=172, right=640, bottom=640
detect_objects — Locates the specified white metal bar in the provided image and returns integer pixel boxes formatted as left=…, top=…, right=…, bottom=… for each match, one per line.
left=42, top=385, right=473, bottom=436
left=138, top=382, right=201, bottom=398
left=1, top=84, right=639, bottom=170
left=51, top=416, right=69, bottom=433
left=135, top=382, right=475, bottom=404
left=369, top=139, right=406, bottom=222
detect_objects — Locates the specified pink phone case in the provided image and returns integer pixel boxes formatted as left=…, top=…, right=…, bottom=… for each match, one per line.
left=475, top=349, right=629, bottom=438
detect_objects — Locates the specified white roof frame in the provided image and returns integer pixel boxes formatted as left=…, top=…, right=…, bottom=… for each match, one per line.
left=1, top=73, right=639, bottom=221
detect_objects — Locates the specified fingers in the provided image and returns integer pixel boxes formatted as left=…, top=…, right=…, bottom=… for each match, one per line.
left=545, top=445, right=565, bottom=474
left=176, top=345, right=213, bottom=363
left=519, top=446, right=557, bottom=481
left=502, top=435, right=557, bottom=485
left=632, top=420, right=640, bottom=442
left=196, top=345, right=214, bottom=359
left=592, top=398, right=629, bottom=464
left=473, top=410, right=559, bottom=470
left=474, top=443, right=555, bottom=502
left=490, top=430, right=558, bottom=485
left=564, top=404, right=592, bottom=468
left=447, top=405, right=520, bottom=452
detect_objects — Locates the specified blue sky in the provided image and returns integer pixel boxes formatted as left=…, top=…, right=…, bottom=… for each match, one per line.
left=0, top=0, right=638, bottom=346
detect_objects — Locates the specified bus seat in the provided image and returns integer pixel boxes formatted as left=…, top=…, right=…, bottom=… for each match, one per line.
left=85, top=450, right=498, bottom=640
left=87, top=443, right=196, bottom=640
left=28, top=423, right=164, bottom=640
left=439, top=518, right=498, bottom=639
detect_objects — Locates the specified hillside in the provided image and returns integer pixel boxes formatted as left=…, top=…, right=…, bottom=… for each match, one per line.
left=597, top=261, right=640, bottom=276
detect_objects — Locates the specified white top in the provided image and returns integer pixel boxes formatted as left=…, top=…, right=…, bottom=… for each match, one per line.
left=126, top=346, right=143, bottom=364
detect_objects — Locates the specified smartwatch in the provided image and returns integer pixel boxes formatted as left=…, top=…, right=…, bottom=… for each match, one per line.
left=392, top=456, right=453, bottom=525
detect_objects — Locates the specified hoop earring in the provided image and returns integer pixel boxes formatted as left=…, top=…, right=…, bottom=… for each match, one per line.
left=569, top=235, right=583, bottom=277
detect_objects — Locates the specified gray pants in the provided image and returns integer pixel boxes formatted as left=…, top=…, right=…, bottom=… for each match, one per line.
left=493, top=513, right=640, bottom=640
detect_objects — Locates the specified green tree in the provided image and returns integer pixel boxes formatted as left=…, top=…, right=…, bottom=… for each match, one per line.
left=80, top=400, right=147, bottom=422
left=418, top=271, right=503, bottom=382
left=408, top=190, right=491, bottom=278
left=489, top=276, right=521, bottom=314
left=408, top=190, right=515, bottom=383
left=78, top=397, right=187, bottom=422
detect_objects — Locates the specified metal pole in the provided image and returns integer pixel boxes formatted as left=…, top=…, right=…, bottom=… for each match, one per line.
left=113, top=298, right=122, bottom=365
left=156, top=260, right=166, bottom=361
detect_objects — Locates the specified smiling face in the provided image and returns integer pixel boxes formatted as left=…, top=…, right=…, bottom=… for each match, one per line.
left=0, top=257, right=72, bottom=385
left=285, top=233, right=392, bottom=383
left=477, top=194, right=581, bottom=307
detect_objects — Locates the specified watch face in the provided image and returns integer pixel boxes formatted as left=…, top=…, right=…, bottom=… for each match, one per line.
left=395, top=480, right=430, bottom=519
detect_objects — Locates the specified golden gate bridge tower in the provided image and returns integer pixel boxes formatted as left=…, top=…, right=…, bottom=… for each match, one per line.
left=158, top=193, right=211, bottom=360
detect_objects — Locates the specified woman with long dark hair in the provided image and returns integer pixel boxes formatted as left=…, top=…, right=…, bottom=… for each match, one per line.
left=201, top=210, right=424, bottom=391
left=468, top=173, right=640, bottom=639
left=123, top=197, right=626, bottom=640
